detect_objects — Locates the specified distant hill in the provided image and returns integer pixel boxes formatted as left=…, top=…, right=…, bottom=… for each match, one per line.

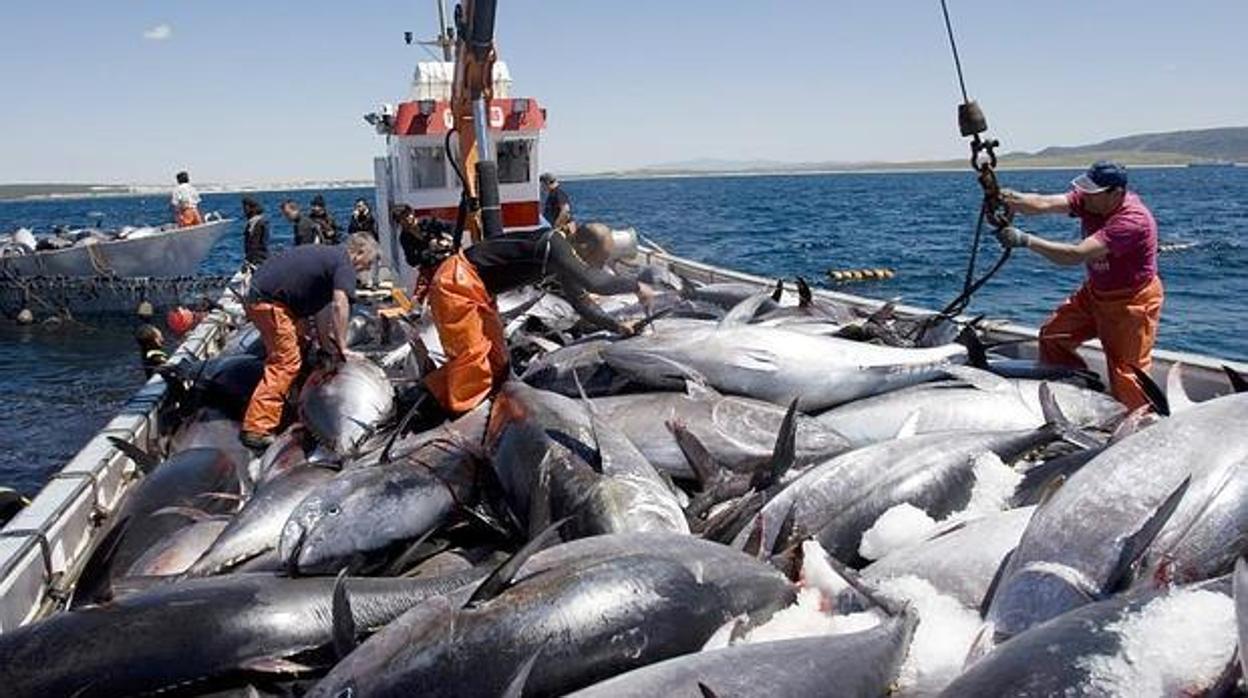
left=1030, top=127, right=1248, bottom=162
left=583, top=126, right=1247, bottom=178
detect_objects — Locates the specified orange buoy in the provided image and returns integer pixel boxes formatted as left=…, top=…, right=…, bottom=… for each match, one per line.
left=166, top=306, right=197, bottom=336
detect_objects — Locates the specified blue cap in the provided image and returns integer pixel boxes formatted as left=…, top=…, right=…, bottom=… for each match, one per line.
left=1071, top=160, right=1128, bottom=194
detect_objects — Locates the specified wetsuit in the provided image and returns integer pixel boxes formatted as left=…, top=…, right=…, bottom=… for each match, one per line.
left=244, top=213, right=269, bottom=266
left=420, top=228, right=639, bottom=414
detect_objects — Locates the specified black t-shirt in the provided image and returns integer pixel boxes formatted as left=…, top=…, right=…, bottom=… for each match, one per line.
left=542, top=186, right=571, bottom=227
left=464, top=230, right=637, bottom=331
left=250, top=245, right=357, bottom=318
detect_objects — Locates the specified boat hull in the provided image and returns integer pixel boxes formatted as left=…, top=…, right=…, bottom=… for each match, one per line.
left=0, top=219, right=232, bottom=279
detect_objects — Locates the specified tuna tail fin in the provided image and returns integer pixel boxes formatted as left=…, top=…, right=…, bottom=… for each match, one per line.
left=501, top=646, right=545, bottom=698
left=955, top=327, right=989, bottom=369
left=1225, top=365, right=1248, bottom=393
left=796, top=277, right=813, bottom=308
left=771, top=278, right=784, bottom=303
left=1039, top=383, right=1100, bottom=450
left=465, top=517, right=569, bottom=608
left=331, top=568, right=357, bottom=659
left=1104, top=476, right=1191, bottom=594
left=750, top=398, right=798, bottom=491
left=107, top=436, right=162, bottom=474
left=698, top=683, right=720, bottom=698
left=1130, top=366, right=1170, bottom=417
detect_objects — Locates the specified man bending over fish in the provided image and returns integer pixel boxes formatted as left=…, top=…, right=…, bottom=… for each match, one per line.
left=994, top=161, right=1162, bottom=409
left=391, top=206, right=654, bottom=419
left=239, top=233, right=379, bottom=450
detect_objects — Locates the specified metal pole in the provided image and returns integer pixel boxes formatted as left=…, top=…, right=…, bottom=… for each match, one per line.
left=437, top=0, right=453, bottom=61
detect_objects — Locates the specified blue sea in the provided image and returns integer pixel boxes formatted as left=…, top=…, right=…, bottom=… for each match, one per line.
left=1, top=167, right=1245, bottom=494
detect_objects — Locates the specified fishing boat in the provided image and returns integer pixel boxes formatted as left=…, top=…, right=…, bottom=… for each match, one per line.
left=0, top=243, right=1243, bottom=630
left=0, top=216, right=233, bottom=315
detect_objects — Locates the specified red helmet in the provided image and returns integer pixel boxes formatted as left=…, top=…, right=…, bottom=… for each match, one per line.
left=166, top=306, right=197, bottom=336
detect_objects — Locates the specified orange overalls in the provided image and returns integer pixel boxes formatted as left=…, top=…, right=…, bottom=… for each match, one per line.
left=422, top=252, right=510, bottom=414
left=242, top=301, right=303, bottom=435
left=176, top=207, right=204, bottom=228
left=1038, top=276, right=1164, bottom=411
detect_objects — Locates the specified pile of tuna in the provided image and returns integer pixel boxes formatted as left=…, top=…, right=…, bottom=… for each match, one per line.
left=2, top=268, right=1246, bottom=698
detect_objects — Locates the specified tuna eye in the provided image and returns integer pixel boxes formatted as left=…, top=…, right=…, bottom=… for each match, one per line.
left=328, top=505, right=341, bottom=516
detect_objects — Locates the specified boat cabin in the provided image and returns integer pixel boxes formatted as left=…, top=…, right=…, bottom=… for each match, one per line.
left=367, top=61, right=547, bottom=286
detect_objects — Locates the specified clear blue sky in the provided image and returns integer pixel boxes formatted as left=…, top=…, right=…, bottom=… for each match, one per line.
left=2, top=1, right=1245, bottom=184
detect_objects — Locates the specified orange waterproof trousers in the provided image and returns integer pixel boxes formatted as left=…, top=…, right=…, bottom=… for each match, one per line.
left=424, top=252, right=509, bottom=414
left=242, top=301, right=302, bottom=435
left=1038, top=276, right=1164, bottom=411
left=176, top=207, right=204, bottom=228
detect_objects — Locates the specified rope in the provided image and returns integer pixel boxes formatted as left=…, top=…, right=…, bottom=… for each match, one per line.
left=939, top=0, right=970, bottom=103
left=86, top=243, right=117, bottom=277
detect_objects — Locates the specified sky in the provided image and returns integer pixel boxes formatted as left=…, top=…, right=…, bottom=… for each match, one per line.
left=1, top=1, right=1246, bottom=185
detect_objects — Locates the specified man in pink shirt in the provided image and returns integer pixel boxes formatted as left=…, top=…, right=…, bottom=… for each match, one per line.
left=994, top=161, right=1163, bottom=410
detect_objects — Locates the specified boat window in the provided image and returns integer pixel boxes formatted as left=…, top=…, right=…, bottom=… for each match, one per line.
left=410, top=146, right=448, bottom=189
left=497, top=139, right=533, bottom=184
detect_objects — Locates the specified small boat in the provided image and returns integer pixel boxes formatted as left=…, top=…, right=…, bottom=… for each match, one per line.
left=0, top=216, right=232, bottom=279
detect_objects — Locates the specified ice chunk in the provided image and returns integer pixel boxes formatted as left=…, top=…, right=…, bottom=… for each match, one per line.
left=876, top=575, right=984, bottom=697
left=859, top=503, right=938, bottom=561
left=1080, top=588, right=1236, bottom=696
left=955, top=451, right=1022, bottom=520
left=739, top=586, right=881, bottom=644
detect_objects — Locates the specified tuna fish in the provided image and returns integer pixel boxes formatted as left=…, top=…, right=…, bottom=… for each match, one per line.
left=186, top=465, right=338, bottom=577
left=298, top=357, right=395, bottom=456
left=567, top=613, right=915, bottom=698
left=982, top=393, right=1248, bottom=644
left=487, top=381, right=689, bottom=538
left=816, top=367, right=1124, bottom=447
left=280, top=440, right=480, bottom=575
left=736, top=387, right=1073, bottom=566
left=945, top=579, right=1237, bottom=697
left=0, top=572, right=484, bottom=698
left=603, top=322, right=969, bottom=411
left=520, top=337, right=636, bottom=397
left=125, top=518, right=228, bottom=577
left=306, top=555, right=745, bottom=697
left=589, top=384, right=850, bottom=480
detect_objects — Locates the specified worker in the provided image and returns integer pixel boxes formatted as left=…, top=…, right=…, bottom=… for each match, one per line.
left=281, top=200, right=323, bottom=246
left=241, top=196, right=269, bottom=267
left=398, top=214, right=653, bottom=419
left=540, top=173, right=575, bottom=234
left=348, top=198, right=378, bottom=240
left=170, top=171, right=203, bottom=228
left=134, top=324, right=168, bottom=378
left=995, top=160, right=1162, bottom=410
left=309, top=194, right=341, bottom=244
left=239, top=233, right=379, bottom=449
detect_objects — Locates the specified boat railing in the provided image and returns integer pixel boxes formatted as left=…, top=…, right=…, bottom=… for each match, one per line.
left=0, top=272, right=246, bottom=632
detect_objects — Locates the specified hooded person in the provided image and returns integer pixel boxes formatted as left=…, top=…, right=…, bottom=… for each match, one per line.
left=308, top=194, right=341, bottom=244
left=241, top=196, right=269, bottom=267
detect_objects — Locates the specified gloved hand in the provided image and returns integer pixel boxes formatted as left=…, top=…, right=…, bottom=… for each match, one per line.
left=994, top=225, right=1030, bottom=249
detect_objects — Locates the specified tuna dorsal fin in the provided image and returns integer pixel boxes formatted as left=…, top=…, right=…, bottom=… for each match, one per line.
left=669, top=420, right=721, bottom=488
left=750, top=398, right=798, bottom=491
left=1225, top=365, right=1248, bottom=394
left=955, top=327, right=989, bottom=369
left=866, top=300, right=897, bottom=324
left=570, top=369, right=605, bottom=467
left=895, top=410, right=922, bottom=440
left=383, top=527, right=445, bottom=576
left=331, top=568, right=357, bottom=659
left=796, top=277, right=813, bottom=308
left=698, top=683, right=720, bottom=698
left=466, top=517, right=569, bottom=608
left=979, top=548, right=1015, bottom=618
left=1130, top=366, right=1170, bottom=417
left=771, top=279, right=784, bottom=303
left=1165, top=362, right=1196, bottom=414
left=501, top=645, right=545, bottom=698
left=107, top=437, right=161, bottom=474
left=1105, top=476, right=1191, bottom=594
left=719, top=293, right=773, bottom=328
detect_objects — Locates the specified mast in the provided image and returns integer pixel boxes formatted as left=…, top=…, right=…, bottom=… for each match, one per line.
left=435, top=0, right=453, bottom=61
